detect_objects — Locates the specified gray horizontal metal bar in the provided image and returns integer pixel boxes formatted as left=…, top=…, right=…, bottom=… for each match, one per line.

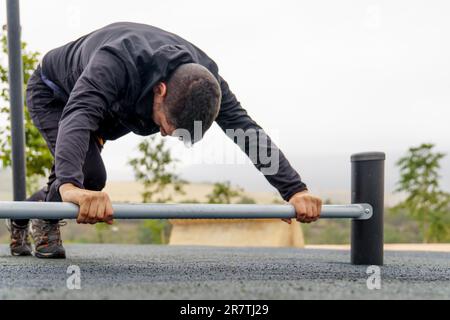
left=0, top=201, right=372, bottom=220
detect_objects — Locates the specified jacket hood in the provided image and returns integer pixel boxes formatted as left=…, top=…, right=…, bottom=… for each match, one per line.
left=101, top=27, right=219, bottom=136
left=134, top=44, right=196, bottom=133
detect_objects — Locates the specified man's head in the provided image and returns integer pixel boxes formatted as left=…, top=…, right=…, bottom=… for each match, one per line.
left=152, top=63, right=221, bottom=145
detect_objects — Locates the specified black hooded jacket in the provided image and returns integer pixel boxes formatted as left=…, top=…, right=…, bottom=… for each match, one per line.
left=40, top=22, right=307, bottom=201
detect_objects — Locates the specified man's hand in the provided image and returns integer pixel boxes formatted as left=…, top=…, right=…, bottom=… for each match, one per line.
left=59, top=183, right=114, bottom=225
left=283, top=190, right=322, bottom=224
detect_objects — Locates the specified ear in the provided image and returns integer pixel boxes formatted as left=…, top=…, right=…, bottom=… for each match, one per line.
left=153, top=82, right=167, bottom=97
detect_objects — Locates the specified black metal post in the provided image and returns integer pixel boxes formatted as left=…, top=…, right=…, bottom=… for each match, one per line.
left=6, top=0, right=27, bottom=201
left=351, top=152, right=385, bottom=265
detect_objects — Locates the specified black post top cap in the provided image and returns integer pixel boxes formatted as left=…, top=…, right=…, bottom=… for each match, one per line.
left=351, top=152, right=386, bottom=162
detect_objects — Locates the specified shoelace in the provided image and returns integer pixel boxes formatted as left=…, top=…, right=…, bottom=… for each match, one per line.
left=34, top=221, right=67, bottom=245
left=16, top=231, right=28, bottom=245
left=10, top=223, right=30, bottom=245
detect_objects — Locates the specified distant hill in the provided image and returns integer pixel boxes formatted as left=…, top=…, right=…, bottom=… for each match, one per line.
left=104, top=181, right=405, bottom=207
left=0, top=170, right=405, bottom=205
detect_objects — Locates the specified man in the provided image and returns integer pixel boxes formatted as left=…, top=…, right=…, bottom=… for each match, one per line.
left=7, top=22, right=322, bottom=259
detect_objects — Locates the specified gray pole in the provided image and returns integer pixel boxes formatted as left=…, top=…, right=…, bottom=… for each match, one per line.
left=351, top=152, right=385, bottom=265
left=6, top=0, right=26, bottom=201
left=0, top=201, right=373, bottom=220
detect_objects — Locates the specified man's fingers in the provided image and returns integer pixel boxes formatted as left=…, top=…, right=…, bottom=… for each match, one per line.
left=96, top=199, right=106, bottom=222
left=313, top=198, right=322, bottom=221
left=298, top=198, right=320, bottom=223
left=77, top=198, right=90, bottom=224
left=316, top=199, right=322, bottom=219
left=105, top=197, right=114, bottom=225
left=288, top=192, right=323, bottom=224
left=309, top=202, right=318, bottom=221
left=296, top=202, right=307, bottom=222
left=87, top=198, right=99, bottom=224
left=70, top=191, right=115, bottom=225
left=304, top=201, right=312, bottom=220
left=310, top=200, right=320, bottom=222
left=281, top=218, right=292, bottom=224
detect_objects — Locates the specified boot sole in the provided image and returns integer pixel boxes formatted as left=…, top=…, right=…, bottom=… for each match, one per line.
left=33, top=250, right=66, bottom=259
left=11, top=250, right=33, bottom=257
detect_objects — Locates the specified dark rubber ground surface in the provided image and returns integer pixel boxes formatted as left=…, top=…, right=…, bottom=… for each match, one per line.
left=0, top=244, right=449, bottom=299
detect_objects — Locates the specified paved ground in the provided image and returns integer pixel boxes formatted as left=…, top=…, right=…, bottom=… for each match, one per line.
left=0, top=244, right=449, bottom=299
left=306, top=243, right=450, bottom=252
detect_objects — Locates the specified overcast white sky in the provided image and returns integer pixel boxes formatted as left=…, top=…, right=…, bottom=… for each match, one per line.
left=1, top=0, right=449, bottom=195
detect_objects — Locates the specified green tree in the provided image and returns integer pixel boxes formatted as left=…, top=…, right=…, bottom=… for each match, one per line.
left=206, top=181, right=242, bottom=204
left=137, top=220, right=169, bottom=244
left=0, top=30, right=53, bottom=195
left=271, top=197, right=285, bottom=204
left=95, top=222, right=109, bottom=243
left=394, top=143, right=450, bottom=242
left=236, top=195, right=256, bottom=204
left=128, top=135, right=185, bottom=203
left=128, top=135, right=185, bottom=244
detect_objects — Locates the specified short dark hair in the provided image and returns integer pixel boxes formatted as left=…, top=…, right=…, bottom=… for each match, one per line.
left=163, top=63, right=221, bottom=145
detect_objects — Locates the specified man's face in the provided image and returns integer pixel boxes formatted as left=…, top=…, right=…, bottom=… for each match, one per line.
left=156, top=110, right=176, bottom=137
left=152, top=82, right=176, bottom=136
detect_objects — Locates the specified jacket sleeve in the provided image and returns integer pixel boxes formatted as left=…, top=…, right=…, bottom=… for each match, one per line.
left=215, top=76, right=308, bottom=201
left=54, top=49, right=127, bottom=193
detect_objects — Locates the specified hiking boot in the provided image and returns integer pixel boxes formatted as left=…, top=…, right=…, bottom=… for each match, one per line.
left=29, top=219, right=66, bottom=259
left=6, top=219, right=32, bottom=256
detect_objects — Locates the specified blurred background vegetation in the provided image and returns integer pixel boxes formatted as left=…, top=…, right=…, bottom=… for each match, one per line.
left=0, top=30, right=449, bottom=245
